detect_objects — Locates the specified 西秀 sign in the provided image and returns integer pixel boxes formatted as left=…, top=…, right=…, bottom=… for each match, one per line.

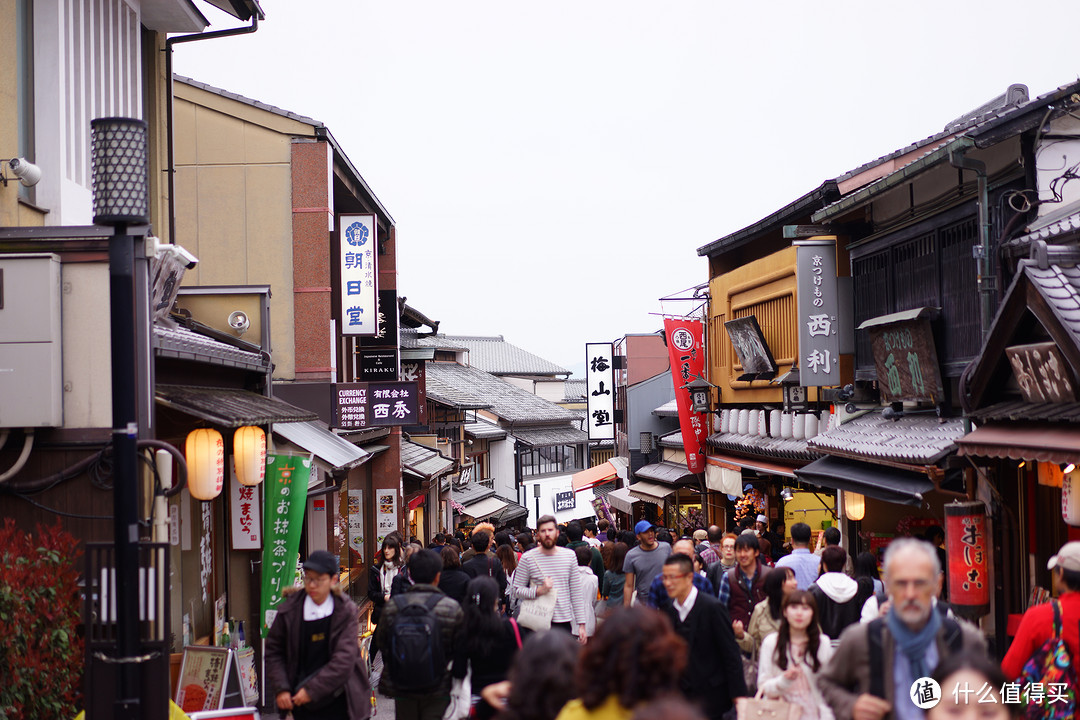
left=334, top=381, right=420, bottom=430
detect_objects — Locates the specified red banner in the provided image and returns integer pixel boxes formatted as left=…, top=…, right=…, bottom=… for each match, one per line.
left=664, top=318, right=708, bottom=474
left=945, top=501, right=990, bottom=617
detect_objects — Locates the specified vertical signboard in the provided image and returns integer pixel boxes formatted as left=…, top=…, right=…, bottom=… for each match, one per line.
left=347, top=489, right=365, bottom=565
left=360, top=288, right=401, bottom=378
left=339, top=214, right=378, bottom=335
left=585, top=342, right=615, bottom=440
left=401, top=360, right=427, bottom=425
left=795, top=237, right=841, bottom=387
left=259, top=454, right=311, bottom=637
left=377, top=491, right=398, bottom=545
left=945, top=501, right=990, bottom=617
left=663, top=318, right=708, bottom=474
left=229, top=469, right=261, bottom=550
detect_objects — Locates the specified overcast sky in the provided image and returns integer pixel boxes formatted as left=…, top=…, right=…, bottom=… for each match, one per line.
left=174, top=1, right=1080, bottom=375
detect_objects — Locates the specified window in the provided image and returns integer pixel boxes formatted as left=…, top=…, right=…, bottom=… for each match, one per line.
left=518, top=444, right=583, bottom=477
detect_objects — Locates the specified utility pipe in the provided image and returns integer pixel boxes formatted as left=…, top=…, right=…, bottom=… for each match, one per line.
left=948, top=149, right=995, bottom=341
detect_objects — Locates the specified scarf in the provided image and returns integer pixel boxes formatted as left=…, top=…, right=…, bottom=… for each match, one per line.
left=885, top=602, right=941, bottom=681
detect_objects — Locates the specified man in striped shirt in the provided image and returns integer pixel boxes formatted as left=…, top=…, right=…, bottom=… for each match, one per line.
left=512, top=514, right=588, bottom=644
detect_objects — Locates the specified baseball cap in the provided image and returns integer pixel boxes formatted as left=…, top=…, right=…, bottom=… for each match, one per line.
left=693, top=529, right=708, bottom=542
left=1047, top=541, right=1080, bottom=572
left=756, top=514, right=768, bottom=524
left=303, top=550, right=340, bottom=576
left=634, top=520, right=656, bottom=535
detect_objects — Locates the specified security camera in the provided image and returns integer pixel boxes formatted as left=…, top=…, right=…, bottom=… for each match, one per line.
left=169, top=244, right=199, bottom=269
left=148, top=237, right=199, bottom=269
left=3, top=158, right=42, bottom=187
left=228, top=311, right=250, bottom=335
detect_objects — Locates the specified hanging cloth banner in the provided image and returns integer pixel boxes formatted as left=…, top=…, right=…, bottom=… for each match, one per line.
left=259, top=454, right=311, bottom=637
left=663, top=318, right=708, bottom=475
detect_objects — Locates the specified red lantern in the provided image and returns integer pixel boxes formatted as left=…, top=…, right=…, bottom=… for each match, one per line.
left=945, top=501, right=990, bottom=617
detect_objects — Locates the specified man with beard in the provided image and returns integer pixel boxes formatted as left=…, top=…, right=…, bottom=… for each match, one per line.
left=818, top=538, right=985, bottom=720
left=511, top=514, right=587, bottom=644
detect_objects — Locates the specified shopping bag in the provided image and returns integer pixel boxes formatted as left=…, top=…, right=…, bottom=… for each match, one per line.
left=736, top=689, right=802, bottom=720
left=443, top=665, right=471, bottom=720
left=516, top=583, right=557, bottom=632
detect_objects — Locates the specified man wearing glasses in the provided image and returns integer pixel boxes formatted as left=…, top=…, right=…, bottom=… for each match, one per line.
left=659, top=553, right=747, bottom=720
left=265, top=550, right=371, bottom=720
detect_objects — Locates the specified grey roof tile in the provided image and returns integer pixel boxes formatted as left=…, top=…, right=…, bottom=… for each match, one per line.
left=563, top=379, right=586, bottom=402
left=425, top=362, right=578, bottom=424
left=399, top=328, right=467, bottom=351
left=401, top=440, right=455, bottom=479
left=808, top=412, right=966, bottom=464
left=441, top=335, right=570, bottom=376
left=706, top=432, right=818, bottom=461
left=511, top=425, right=589, bottom=447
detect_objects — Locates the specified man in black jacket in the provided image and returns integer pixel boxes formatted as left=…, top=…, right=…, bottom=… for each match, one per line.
left=659, top=554, right=747, bottom=720
left=461, top=530, right=508, bottom=597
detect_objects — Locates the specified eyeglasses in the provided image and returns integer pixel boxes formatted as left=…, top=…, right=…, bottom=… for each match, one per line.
left=661, top=572, right=690, bottom=582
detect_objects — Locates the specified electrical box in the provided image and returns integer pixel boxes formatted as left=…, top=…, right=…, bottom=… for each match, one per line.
left=0, top=254, right=63, bottom=427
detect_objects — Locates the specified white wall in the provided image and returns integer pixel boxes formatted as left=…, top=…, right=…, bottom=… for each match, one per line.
left=520, top=474, right=596, bottom=529
left=489, top=437, right=516, bottom=500
left=533, top=379, right=566, bottom=402
left=1036, top=113, right=1080, bottom=217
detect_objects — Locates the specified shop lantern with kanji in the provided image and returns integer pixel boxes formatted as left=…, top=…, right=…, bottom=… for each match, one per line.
left=945, top=500, right=990, bottom=618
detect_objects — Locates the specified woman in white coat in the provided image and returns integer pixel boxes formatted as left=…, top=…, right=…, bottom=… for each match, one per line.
left=757, top=590, right=835, bottom=720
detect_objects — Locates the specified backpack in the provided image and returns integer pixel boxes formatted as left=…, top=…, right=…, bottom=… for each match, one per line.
left=387, top=594, right=446, bottom=694
left=867, top=614, right=963, bottom=700
left=1018, top=600, right=1078, bottom=719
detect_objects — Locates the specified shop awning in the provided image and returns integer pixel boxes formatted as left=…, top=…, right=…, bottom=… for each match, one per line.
left=605, top=487, right=637, bottom=514
left=634, top=461, right=696, bottom=486
left=273, top=420, right=370, bottom=472
left=156, top=384, right=317, bottom=428
left=462, top=496, right=509, bottom=519
left=628, top=480, right=678, bottom=505
left=956, top=423, right=1080, bottom=465
left=572, top=461, right=620, bottom=491
left=512, top=425, right=590, bottom=448
left=401, top=440, right=455, bottom=479
left=493, top=500, right=529, bottom=524
left=707, top=452, right=800, bottom=478
left=795, top=456, right=934, bottom=506
left=465, top=421, right=508, bottom=440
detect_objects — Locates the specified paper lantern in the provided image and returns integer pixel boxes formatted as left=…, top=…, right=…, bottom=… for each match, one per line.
left=233, top=426, right=266, bottom=487
left=843, top=491, right=865, bottom=521
left=945, top=501, right=990, bottom=617
left=1064, top=469, right=1080, bottom=527
left=186, top=428, right=225, bottom=500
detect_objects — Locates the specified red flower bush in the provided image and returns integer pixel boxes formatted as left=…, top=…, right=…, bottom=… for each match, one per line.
left=0, top=519, right=84, bottom=720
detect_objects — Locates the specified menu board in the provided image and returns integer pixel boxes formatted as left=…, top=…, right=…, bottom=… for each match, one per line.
left=175, top=646, right=245, bottom=713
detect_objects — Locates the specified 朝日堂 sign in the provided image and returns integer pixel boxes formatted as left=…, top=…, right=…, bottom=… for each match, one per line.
left=339, top=214, right=378, bottom=335
left=585, top=342, right=615, bottom=440
left=334, top=381, right=420, bottom=430
left=795, top=237, right=841, bottom=387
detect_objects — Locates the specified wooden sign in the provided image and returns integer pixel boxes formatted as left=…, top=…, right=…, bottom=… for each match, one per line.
left=866, top=317, right=945, bottom=403
left=1006, top=342, right=1076, bottom=403
left=175, top=646, right=247, bottom=713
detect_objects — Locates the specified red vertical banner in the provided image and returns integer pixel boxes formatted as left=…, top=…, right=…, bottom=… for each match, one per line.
left=945, top=501, right=990, bottom=617
left=664, top=318, right=708, bottom=474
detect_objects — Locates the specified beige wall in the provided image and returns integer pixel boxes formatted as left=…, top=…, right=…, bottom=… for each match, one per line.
left=174, top=82, right=319, bottom=380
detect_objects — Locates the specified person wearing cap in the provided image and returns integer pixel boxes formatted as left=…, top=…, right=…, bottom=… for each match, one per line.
left=265, top=550, right=371, bottom=720
left=1001, top=540, right=1080, bottom=679
left=622, top=519, right=672, bottom=606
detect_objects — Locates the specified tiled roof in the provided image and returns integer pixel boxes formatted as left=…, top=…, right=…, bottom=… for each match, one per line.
left=512, top=425, right=590, bottom=448
left=707, top=432, right=817, bottom=462
left=563, top=379, right=586, bottom=402
left=634, top=461, right=696, bottom=485
left=425, top=362, right=578, bottom=423
left=809, top=411, right=966, bottom=465
left=153, top=324, right=268, bottom=371
left=155, top=385, right=317, bottom=428
left=1022, top=261, right=1080, bottom=346
left=175, top=74, right=321, bottom=127
left=401, top=440, right=455, bottom=479
left=451, top=482, right=495, bottom=506
left=970, top=400, right=1080, bottom=423
left=658, top=429, right=683, bottom=448
left=653, top=399, right=679, bottom=417
left=1007, top=203, right=1080, bottom=248
left=441, top=335, right=570, bottom=376
left=400, top=328, right=467, bottom=351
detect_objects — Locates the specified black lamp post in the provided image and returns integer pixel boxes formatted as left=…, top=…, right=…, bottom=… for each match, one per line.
left=91, top=117, right=150, bottom=719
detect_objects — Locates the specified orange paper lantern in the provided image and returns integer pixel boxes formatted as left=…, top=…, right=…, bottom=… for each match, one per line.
left=186, top=428, right=225, bottom=500
left=233, top=426, right=266, bottom=487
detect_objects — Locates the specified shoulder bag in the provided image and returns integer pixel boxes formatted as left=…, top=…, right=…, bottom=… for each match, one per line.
left=516, top=581, right=557, bottom=632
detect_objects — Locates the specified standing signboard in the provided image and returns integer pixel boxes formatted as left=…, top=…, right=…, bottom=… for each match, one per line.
left=663, top=318, right=708, bottom=474
left=175, top=646, right=245, bottom=713
left=339, top=214, right=378, bottom=336
left=795, top=237, right=841, bottom=388
left=585, top=342, right=615, bottom=440
left=945, top=501, right=990, bottom=618
left=259, top=454, right=311, bottom=637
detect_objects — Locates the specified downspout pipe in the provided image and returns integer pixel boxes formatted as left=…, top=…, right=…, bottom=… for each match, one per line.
left=948, top=148, right=994, bottom=341
left=164, top=15, right=260, bottom=245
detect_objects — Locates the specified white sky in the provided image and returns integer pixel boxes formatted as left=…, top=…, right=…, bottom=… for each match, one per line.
left=173, top=1, right=1080, bottom=375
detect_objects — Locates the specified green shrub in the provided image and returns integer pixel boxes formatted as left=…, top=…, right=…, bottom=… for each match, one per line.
left=0, top=519, right=84, bottom=720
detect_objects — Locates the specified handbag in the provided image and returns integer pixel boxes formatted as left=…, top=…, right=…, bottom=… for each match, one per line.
left=516, top=582, right=557, bottom=632
left=741, top=654, right=758, bottom=696
left=735, top=689, right=801, bottom=720
left=443, top=665, right=472, bottom=720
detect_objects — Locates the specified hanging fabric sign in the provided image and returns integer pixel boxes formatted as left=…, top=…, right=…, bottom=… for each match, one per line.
left=663, top=318, right=708, bottom=474
left=945, top=501, right=990, bottom=617
left=259, top=454, right=311, bottom=637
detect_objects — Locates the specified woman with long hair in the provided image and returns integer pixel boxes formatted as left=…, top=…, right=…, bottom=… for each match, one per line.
left=454, top=576, right=522, bottom=720
left=600, top=542, right=629, bottom=611
left=367, top=534, right=402, bottom=626
left=853, top=551, right=884, bottom=596
left=736, top=566, right=797, bottom=658
left=554, top=606, right=686, bottom=720
left=439, top=544, right=471, bottom=605
left=496, top=543, right=520, bottom=615
left=757, top=590, right=835, bottom=720
left=491, top=630, right=580, bottom=720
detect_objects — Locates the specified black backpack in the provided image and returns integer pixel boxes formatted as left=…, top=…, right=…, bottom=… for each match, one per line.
left=387, top=594, right=446, bottom=694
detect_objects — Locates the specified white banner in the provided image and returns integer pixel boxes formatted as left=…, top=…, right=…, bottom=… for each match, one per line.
left=347, top=489, right=365, bottom=555
left=229, top=469, right=261, bottom=550
left=339, top=214, right=378, bottom=335
left=585, top=342, right=615, bottom=440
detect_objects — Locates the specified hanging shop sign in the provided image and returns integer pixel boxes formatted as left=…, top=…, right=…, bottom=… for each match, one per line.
left=400, top=360, right=427, bottom=425
left=585, top=342, right=616, bottom=440
left=1005, top=341, right=1077, bottom=403
left=229, top=470, right=261, bottom=551
left=723, top=315, right=777, bottom=381
left=358, top=289, right=400, bottom=378
left=795, top=237, right=841, bottom=387
left=945, top=501, right=990, bottom=617
left=863, top=313, right=945, bottom=403
left=377, top=490, right=398, bottom=545
left=338, top=213, right=378, bottom=336
left=259, top=454, right=311, bottom=637
left=359, top=348, right=399, bottom=380
left=333, top=381, right=420, bottom=430
left=663, top=318, right=708, bottom=474
left=554, top=490, right=576, bottom=513
left=1064, top=468, right=1080, bottom=526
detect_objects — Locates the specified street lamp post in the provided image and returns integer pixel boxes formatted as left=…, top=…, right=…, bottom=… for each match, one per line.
left=91, top=117, right=151, bottom=719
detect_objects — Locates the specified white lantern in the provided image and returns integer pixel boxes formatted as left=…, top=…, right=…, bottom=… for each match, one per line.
left=186, top=428, right=225, bottom=500
left=805, top=412, right=819, bottom=439
left=844, top=491, right=866, bottom=521
left=1064, top=468, right=1080, bottom=527
left=233, top=426, right=267, bottom=487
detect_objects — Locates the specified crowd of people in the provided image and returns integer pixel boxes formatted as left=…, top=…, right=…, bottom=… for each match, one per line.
left=263, top=515, right=1080, bottom=720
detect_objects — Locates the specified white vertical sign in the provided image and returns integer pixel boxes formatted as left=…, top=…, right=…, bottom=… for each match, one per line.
left=585, top=342, right=615, bottom=440
left=229, top=469, right=262, bottom=550
left=339, top=213, right=378, bottom=335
